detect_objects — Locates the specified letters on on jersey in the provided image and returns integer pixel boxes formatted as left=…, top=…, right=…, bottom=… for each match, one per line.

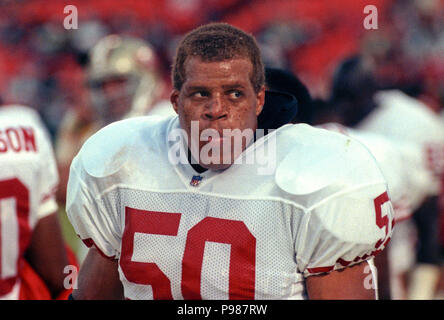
left=0, top=105, right=59, bottom=299
left=0, top=127, right=37, bottom=153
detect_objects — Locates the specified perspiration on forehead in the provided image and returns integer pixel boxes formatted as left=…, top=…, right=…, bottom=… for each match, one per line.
left=172, top=23, right=265, bottom=93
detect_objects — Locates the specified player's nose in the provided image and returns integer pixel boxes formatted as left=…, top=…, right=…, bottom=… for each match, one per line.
left=204, top=94, right=227, bottom=121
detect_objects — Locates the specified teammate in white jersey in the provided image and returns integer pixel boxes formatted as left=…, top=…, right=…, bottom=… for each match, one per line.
left=0, top=105, right=71, bottom=299
left=67, top=23, right=394, bottom=300
left=264, top=67, right=410, bottom=300
left=316, top=122, right=415, bottom=299
left=330, top=55, right=444, bottom=299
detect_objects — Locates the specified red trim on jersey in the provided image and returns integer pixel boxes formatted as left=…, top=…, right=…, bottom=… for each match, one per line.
left=306, top=242, right=389, bottom=275
left=306, top=266, right=334, bottom=274
left=337, top=258, right=352, bottom=267
left=80, top=237, right=117, bottom=261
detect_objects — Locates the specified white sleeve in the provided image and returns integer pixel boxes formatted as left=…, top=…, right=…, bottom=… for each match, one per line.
left=66, top=155, right=121, bottom=259
left=295, top=183, right=395, bottom=277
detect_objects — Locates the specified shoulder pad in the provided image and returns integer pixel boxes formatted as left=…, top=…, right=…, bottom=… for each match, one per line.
left=79, top=116, right=171, bottom=178
left=275, top=125, right=383, bottom=195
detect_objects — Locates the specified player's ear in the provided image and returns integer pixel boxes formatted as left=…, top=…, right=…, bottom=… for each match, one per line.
left=255, top=85, right=266, bottom=116
left=170, top=90, right=180, bottom=114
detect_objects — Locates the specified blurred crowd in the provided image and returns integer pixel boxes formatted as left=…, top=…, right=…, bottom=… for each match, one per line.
left=4, top=0, right=444, bottom=137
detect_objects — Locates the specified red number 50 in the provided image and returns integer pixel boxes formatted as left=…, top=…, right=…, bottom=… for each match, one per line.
left=120, top=207, right=256, bottom=300
left=374, top=191, right=392, bottom=249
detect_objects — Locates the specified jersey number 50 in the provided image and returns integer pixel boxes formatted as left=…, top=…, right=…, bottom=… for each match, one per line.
left=120, top=207, right=256, bottom=300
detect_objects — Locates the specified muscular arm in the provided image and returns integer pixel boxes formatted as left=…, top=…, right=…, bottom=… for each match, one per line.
left=72, top=247, right=124, bottom=300
left=25, top=213, right=69, bottom=298
left=305, top=261, right=376, bottom=299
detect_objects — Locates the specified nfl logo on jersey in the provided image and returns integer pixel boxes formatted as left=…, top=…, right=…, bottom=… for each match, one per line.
left=190, top=175, right=203, bottom=187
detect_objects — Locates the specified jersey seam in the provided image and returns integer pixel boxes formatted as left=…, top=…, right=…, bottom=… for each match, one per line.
left=95, top=183, right=309, bottom=212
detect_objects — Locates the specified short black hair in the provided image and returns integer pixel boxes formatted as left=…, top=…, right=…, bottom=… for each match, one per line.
left=172, top=23, right=265, bottom=93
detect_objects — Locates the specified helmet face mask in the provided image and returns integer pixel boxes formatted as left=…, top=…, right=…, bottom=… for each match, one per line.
left=88, top=75, right=139, bottom=123
left=86, top=35, right=164, bottom=124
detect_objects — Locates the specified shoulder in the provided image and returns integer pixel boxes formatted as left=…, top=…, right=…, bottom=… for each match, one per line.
left=376, top=90, right=425, bottom=111
left=274, top=123, right=385, bottom=195
left=279, top=126, right=394, bottom=276
left=72, top=115, right=176, bottom=179
left=376, top=90, right=443, bottom=131
left=348, top=129, right=399, bottom=163
left=0, top=104, right=40, bottom=118
left=0, top=104, right=46, bottom=129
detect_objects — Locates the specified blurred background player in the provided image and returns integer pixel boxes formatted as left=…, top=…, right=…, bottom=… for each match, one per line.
left=264, top=66, right=409, bottom=299
left=54, top=35, right=174, bottom=261
left=56, top=34, right=173, bottom=204
left=327, top=55, right=444, bottom=300
left=0, top=104, right=75, bottom=299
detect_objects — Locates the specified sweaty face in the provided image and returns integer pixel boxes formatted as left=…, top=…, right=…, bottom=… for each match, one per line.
left=171, top=57, right=265, bottom=170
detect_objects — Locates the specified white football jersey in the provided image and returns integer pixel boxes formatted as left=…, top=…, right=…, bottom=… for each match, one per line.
left=357, top=90, right=444, bottom=201
left=317, top=123, right=411, bottom=222
left=0, top=105, right=59, bottom=299
left=67, top=116, right=394, bottom=300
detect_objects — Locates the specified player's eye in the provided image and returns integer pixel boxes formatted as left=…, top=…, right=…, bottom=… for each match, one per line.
left=228, top=90, right=243, bottom=99
left=192, top=91, right=210, bottom=98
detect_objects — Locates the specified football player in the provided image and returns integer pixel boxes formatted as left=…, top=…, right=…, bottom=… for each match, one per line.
left=55, top=34, right=173, bottom=205
left=0, top=104, right=74, bottom=299
left=66, top=23, right=394, bottom=300
left=330, top=55, right=444, bottom=299
left=55, top=35, right=174, bottom=262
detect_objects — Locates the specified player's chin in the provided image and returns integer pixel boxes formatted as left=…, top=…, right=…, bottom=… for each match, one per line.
left=199, top=155, right=235, bottom=171
left=201, top=162, right=233, bottom=171
left=199, top=149, right=245, bottom=171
